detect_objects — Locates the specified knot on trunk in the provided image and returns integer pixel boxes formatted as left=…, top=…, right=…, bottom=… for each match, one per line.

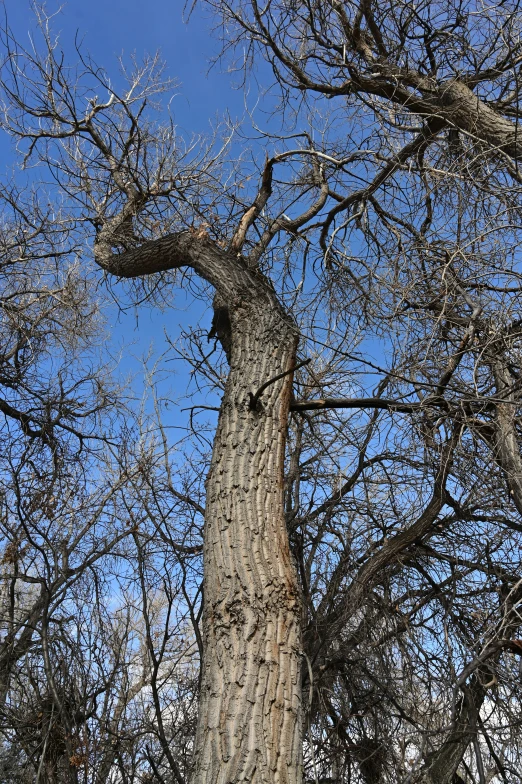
left=208, top=302, right=232, bottom=362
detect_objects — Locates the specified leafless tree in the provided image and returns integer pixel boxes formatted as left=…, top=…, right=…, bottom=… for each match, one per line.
left=2, top=1, right=522, bottom=783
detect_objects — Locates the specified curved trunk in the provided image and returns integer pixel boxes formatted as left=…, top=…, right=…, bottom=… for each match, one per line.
left=190, top=295, right=303, bottom=784
left=93, top=231, right=303, bottom=783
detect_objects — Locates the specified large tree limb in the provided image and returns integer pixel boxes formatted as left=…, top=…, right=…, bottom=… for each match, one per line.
left=347, top=75, right=522, bottom=161
left=305, top=432, right=458, bottom=672
left=93, top=227, right=283, bottom=321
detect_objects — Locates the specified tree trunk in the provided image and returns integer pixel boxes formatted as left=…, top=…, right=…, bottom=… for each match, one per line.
left=190, top=295, right=303, bottom=784
left=94, top=231, right=304, bottom=783
left=491, top=362, right=522, bottom=516
left=191, top=296, right=302, bottom=782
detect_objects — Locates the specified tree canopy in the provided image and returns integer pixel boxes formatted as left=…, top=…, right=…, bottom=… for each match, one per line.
left=1, top=2, right=522, bottom=782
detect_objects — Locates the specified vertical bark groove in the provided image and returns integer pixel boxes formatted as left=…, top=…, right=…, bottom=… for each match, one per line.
left=191, top=298, right=303, bottom=784
left=93, top=232, right=303, bottom=783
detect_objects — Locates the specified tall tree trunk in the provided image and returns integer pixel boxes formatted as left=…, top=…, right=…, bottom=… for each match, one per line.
left=491, top=361, right=522, bottom=516
left=94, top=232, right=304, bottom=784
left=191, top=294, right=303, bottom=784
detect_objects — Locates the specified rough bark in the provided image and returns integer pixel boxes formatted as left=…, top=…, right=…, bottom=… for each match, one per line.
left=95, top=230, right=303, bottom=784
left=192, top=294, right=302, bottom=784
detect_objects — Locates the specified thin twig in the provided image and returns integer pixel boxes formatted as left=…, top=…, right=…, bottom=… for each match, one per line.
left=249, top=358, right=311, bottom=410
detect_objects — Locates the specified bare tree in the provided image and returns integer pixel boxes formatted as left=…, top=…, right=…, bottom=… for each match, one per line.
left=2, top=1, right=522, bottom=783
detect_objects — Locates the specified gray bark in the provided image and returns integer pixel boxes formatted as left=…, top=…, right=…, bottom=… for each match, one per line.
left=192, top=295, right=302, bottom=784
left=491, top=362, right=522, bottom=515
left=95, top=230, right=304, bottom=784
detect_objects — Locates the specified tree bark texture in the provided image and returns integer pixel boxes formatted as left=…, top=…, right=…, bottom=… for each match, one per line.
left=350, top=76, right=522, bottom=160
left=491, top=362, right=522, bottom=516
left=191, top=295, right=302, bottom=784
left=95, top=231, right=303, bottom=784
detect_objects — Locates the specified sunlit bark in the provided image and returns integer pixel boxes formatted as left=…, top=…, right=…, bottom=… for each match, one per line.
left=97, top=230, right=303, bottom=783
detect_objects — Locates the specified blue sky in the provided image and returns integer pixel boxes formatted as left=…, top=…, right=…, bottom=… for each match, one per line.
left=1, top=0, right=245, bottom=133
